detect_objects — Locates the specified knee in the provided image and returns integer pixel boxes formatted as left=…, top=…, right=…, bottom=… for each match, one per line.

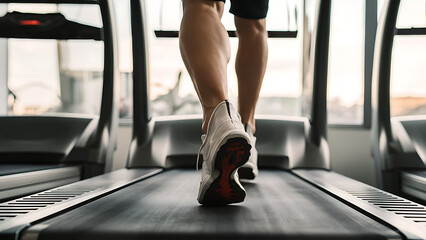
left=182, top=0, right=224, bottom=18
left=235, top=17, right=267, bottom=38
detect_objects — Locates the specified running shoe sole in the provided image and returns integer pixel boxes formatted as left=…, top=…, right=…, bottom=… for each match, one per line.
left=200, top=137, right=251, bottom=206
left=238, top=167, right=256, bottom=180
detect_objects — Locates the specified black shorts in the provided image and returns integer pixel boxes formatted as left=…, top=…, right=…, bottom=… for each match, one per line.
left=212, top=0, right=269, bottom=19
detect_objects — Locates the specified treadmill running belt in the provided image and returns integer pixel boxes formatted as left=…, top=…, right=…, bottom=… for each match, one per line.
left=32, top=170, right=400, bottom=240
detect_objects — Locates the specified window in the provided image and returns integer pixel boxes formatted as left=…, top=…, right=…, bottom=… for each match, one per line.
left=145, top=0, right=303, bottom=117
left=390, top=0, right=426, bottom=117
left=4, top=4, right=104, bottom=116
left=117, top=0, right=373, bottom=125
left=327, top=0, right=365, bottom=125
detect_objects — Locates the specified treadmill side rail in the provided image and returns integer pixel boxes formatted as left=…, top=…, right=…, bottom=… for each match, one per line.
left=293, top=169, right=426, bottom=240
left=0, top=168, right=162, bottom=240
left=0, top=166, right=81, bottom=202
left=402, top=171, right=426, bottom=203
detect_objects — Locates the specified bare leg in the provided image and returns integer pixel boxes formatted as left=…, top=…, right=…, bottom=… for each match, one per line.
left=235, top=17, right=268, bottom=133
left=179, top=0, right=230, bottom=133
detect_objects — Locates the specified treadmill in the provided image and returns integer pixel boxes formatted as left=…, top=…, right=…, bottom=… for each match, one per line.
left=371, top=0, right=426, bottom=204
left=0, top=0, right=425, bottom=239
left=0, top=0, right=119, bottom=202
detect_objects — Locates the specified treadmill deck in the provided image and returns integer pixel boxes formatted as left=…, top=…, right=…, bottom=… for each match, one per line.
left=25, top=169, right=400, bottom=240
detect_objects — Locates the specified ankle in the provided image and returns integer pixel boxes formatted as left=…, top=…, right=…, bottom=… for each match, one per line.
left=201, top=100, right=225, bottom=133
left=240, top=114, right=256, bottom=133
left=246, top=121, right=256, bottom=134
left=202, top=111, right=213, bottom=133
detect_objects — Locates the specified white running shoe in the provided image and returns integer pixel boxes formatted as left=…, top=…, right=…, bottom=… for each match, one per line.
left=197, top=100, right=251, bottom=205
left=238, top=124, right=258, bottom=180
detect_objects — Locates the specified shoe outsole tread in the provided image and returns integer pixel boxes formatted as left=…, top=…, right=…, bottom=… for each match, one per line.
left=238, top=167, right=256, bottom=180
left=201, top=137, right=251, bottom=206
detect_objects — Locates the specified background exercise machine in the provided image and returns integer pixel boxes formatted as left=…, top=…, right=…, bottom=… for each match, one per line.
left=371, top=0, right=426, bottom=204
left=0, top=0, right=119, bottom=202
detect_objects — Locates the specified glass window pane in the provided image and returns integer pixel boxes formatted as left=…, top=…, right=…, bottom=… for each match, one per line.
left=8, top=39, right=61, bottom=114
left=301, top=0, right=317, bottom=118
left=113, top=0, right=133, bottom=119
left=377, top=0, right=385, bottom=20
left=113, top=0, right=133, bottom=73
left=146, top=0, right=303, bottom=117
left=327, top=0, right=364, bottom=125
left=396, top=0, right=426, bottom=28
left=391, top=36, right=426, bottom=117
left=390, top=0, right=426, bottom=117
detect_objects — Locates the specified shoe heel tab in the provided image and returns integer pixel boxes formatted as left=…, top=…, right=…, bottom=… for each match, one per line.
left=225, top=100, right=231, bottom=119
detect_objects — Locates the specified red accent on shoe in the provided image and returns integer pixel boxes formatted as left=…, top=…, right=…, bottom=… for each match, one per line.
left=216, top=142, right=246, bottom=198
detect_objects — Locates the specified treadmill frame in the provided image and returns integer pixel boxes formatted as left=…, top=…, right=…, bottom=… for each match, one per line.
left=371, top=0, right=426, bottom=201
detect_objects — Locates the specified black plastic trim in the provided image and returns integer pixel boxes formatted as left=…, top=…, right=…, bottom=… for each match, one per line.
left=371, top=0, right=401, bottom=189
left=309, top=0, right=331, bottom=145
left=363, top=0, right=378, bottom=129
left=154, top=30, right=298, bottom=38
left=371, top=0, right=400, bottom=159
left=130, top=0, right=151, bottom=143
left=91, top=0, right=119, bottom=171
left=395, top=27, right=426, bottom=35
left=0, top=12, right=102, bottom=40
